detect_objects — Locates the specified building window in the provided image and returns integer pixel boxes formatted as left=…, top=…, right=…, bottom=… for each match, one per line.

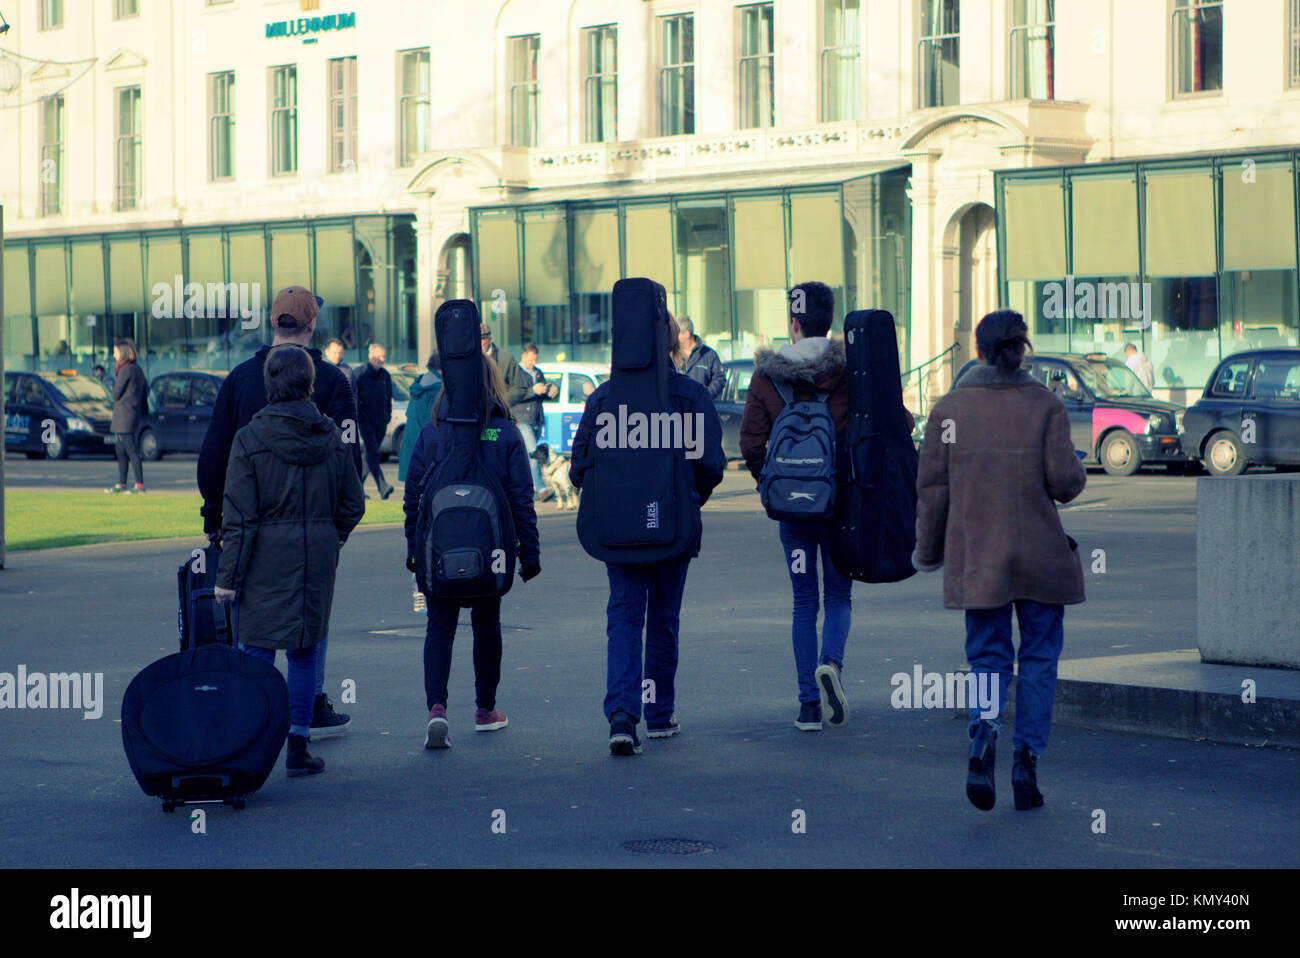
left=509, top=35, right=540, bottom=147
left=39, top=0, right=63, bottom=30
left=328, top=57, right=358, bottom=173
left=269, top=65, right=298, bottom=175
left=583, top=24, right=618, bottom=143
left=113, top=0, right=139, bottom=19
left=39, top=95, right=64, bottom=217
left=1010, top=0, right=1054, bottom=99
left=397, top=49, right=430, bottom=167
left=115, top=86, right=141, bottom=211
left=738, top=4, right=775, bottom=129
left=207, top=72, right=235, bottom=182
left=918, top=0, right=959, bottom=108
left=1173, top=0, right=1223, bottom=96
left=659, top=14, right=695, bottom=136
left=821, top=0, right=860, bottom=122
left=1288, top=0, right=1300, bottom=88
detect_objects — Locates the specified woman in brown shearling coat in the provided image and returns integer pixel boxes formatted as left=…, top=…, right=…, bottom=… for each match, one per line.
left=914, top=310, right=1086, bottom=813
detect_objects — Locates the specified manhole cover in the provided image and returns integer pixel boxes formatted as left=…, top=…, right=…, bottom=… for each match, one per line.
left=622, top=839, right=720, bottom=855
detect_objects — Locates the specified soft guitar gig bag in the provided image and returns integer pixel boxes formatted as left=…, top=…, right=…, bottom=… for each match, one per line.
left=177, top=541, right=228, bottom=650
left=576, top=277, right=699, bottom=564
left=828, top=309, right=919, bottom=583
left=412, top=300, right=516, bottom=600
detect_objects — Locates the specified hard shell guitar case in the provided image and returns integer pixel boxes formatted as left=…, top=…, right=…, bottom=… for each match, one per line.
left=828, top=309, right=919, bottom=583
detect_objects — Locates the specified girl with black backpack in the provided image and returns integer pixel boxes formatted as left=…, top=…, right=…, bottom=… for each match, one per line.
left=402, top=348, right=540, bottom=749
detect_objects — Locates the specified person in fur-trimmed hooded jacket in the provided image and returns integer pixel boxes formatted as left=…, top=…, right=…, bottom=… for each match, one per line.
left=740, top=282, right=913, bottom=734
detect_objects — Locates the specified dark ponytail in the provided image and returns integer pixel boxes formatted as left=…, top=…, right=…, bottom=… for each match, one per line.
left=976, top=310, right=1032, bottom=374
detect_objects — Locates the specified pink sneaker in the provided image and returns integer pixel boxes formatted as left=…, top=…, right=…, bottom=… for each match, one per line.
left=474, top=708, right=508, bottom=732
left=424, top=704, right=450, bottom=749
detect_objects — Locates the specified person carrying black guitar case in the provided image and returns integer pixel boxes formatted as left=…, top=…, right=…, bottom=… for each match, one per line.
left=829, top=309, right=919, bottom=584
left=569, top=277, right=724, bottom=755
left=123, top=596, right=289, bottom=812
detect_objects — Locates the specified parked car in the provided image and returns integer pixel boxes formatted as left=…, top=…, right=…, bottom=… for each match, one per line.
left=1181, top=347, right=1300, bottom=476
left=533, top=361, right=609, bottom=454
left=715, top=360, right=754, bottom=460
left=952, top=352, right=1189, bottom=476
left=136, top=370, right=229, bottom=460
left=3, top=370, right=115, bottom=459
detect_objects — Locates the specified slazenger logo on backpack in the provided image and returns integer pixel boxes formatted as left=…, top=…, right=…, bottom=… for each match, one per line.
left=788, top=491, right=816, bottom=501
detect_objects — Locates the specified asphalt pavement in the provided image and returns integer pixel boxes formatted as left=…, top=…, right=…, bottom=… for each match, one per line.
left=1, top=466, right=1295, bottom=868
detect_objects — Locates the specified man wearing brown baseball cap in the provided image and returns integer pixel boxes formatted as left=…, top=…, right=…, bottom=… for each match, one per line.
left=198, top=283, right=361, bottom=738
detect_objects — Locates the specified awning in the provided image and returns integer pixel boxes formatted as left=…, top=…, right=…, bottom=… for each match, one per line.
left=473, top=161, right=910, bottom=209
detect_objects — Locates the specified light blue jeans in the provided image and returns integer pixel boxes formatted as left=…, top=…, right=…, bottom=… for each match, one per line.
left=778, top=520, right=852, bottom=704
left=242, top=643, right=321, bottom=738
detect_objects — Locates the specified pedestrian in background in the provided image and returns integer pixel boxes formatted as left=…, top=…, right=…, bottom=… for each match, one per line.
left=104, top=338, right=148, bottom=495
left=403, top=352, right=540, bottom=748
left=676, top=316, right=726, bottom=399
left=510, top=342, right=558, bottom=498
left=398, top=352, right=441, bottom=482
left=324, top=337, right=358, bottom=401
left=198, top=284, right=362, bottom=739
left=214, top=344, right=365, bottom=778
left=93, top=363, right=114, bottom=391
left=356, top=343, right=395, bottom=499
left=914, top=309, right=1087, bottom=813
left=1123, top=342, right=1155, bottom=391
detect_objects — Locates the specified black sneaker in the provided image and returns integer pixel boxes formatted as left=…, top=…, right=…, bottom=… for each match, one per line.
left=795, top=701, right=822, bottom=731
left=311, top=693, right=351, bottom=739
left=286, top=733, right=325, bottom=777
left=609, top=711, right=642, bottom=756
left=815, top=659, right=849, bottom=728
left=379, top=482, right=395, bottom=500
left=646, top=715, right=680, bottom=739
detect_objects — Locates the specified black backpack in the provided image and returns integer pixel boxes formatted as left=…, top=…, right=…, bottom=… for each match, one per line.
left=412, top=301, right=516, bottom=600
left=758, top=381, right=837, bottom=521
left=828, top=309, right=918, bottom=583
left=576, top=277, right=700, bottom=564
left=177, top=541, right=232, bottom=650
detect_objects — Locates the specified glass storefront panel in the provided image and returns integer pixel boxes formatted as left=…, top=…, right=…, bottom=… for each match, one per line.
left=476, top=210, right=520, bottom=347
left=1149, top=276, right=1219, bottom=393
left=313, top=223, right=358, bottom=361
left=69, top=239, right=106, bottom=368
left=108, top=236, right=145, bottom=313
left=674, top=200, right=730, bottom=354
left=1008, top=279, right=1068, bottom=354
left=733, top=194, right=785, bottom=357
left=1064, top=274, right=1144, bottom=359
left=1223, top=162, right=1296, bottom=271
left=1144, top=170, right=1215, bottom=278
left=270, top=226, right=311, bottom=296
left=33, top=243, right=70, bottom=371
left=1071, top=174, right=1138, bottom=277
left=1003, top=178, right=1066, bottom=281
left=843, top=171, right=910, bottom=364
left=521, top=207, right=568, bottom=352
left=146, top=236, right=187, bottom=373
left=1221, top=269, right=1299, bottom=351
left=624, top=203, right=675, bottom=292
left=227, top=228, right=268, bottom=350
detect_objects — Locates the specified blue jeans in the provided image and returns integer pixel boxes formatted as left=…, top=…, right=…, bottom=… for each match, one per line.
left=517, top=422, right=542, bottom=492
left=242, top=643, right=321, bottom=739
left=778, top=521, right=852, bottom=704
left=604, top=558, right=690, bottom=724
left=964, top=601, right=1065, bottom=755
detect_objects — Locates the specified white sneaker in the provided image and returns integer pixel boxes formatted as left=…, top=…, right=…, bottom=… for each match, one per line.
left=816, top=661, right=849, bottom=728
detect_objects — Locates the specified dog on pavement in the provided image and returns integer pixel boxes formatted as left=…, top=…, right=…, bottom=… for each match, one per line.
left=531, top=443, right=579, bottom=510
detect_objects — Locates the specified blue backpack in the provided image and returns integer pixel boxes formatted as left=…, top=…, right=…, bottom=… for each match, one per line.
left=759, top=380, right=837, bottom=521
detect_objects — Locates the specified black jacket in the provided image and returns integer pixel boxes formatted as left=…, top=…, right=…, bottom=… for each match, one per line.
left=508, top=364, right=550, bottom=427
left=215, top=401, right=365, bottom=650
left=402, top=397, right=540, bottom=568
left=569, top=371, right=725, bottom=559
left=681, top=341, right=726, bottom=399
left=198, top=345, right=361, bottom=535
left=110, top=361, right=148, bottom=434
left=355, top=364, right=393, bottom=434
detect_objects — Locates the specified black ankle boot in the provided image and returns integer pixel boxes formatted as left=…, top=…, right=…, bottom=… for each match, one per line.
left=1012, top=746, right=1044, bottom=810
left=286, top=733, right=324, bottom=777
left=966, top=721, right=997, bottom=811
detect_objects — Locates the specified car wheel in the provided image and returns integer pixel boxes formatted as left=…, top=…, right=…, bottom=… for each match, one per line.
left=139, top=428, right=162, bottom=461
left=1100, top=430, right=1141, bottom=477
left=44, top=429, right=67, bottom=461
left=1203, top=430, right=1247, bottom=477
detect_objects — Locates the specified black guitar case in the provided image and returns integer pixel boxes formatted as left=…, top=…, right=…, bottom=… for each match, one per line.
left=576, top=277, right=699, bottom=564
left=411, top=299, right=516, bottom=600
left=829, top=309, right=918, bottom=583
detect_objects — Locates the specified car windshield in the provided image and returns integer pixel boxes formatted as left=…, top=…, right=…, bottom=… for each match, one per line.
left=1074, top=359, right=1151, bottom=399
left=733, top=369, right=753, bottom=399
left=390, top=372, right=414, bottom=402
left=49, top=377, right=111, bottom=402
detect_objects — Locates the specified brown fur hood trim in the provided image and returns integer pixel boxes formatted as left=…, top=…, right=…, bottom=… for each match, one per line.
left=751, top=337, right=846, bottom=388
